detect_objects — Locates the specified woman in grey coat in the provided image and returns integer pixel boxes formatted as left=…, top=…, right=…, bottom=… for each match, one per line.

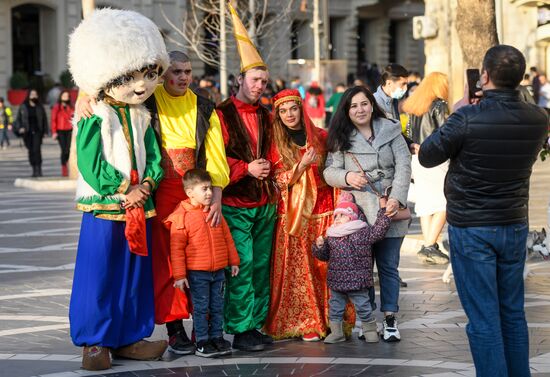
left=324, top=86, right=411, bottom=342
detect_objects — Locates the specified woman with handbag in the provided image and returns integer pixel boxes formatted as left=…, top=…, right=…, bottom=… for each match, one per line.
left=324, top=86, right=411, bottom=342
left=402, top=72, right=450, bottom=265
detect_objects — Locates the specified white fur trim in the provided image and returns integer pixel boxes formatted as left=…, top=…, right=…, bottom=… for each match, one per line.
left=75, top=101, right=151, bottom=200
left=68, top=8, right=169, bottom=97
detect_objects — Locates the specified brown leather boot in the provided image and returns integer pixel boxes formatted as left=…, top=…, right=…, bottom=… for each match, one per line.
left=82, top=345, right=111, bottom=370
left=111, top=339, right=167, bottom=361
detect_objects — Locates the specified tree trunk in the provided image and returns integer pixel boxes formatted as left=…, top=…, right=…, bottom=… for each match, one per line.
left=456, top=0, right=499, bottom=69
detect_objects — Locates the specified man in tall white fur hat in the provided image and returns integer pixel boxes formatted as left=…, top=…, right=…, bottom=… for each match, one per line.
left=68, top=8, right=167, bottom=370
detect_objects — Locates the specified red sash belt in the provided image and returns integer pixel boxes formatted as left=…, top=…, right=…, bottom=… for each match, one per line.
left=125, top=169, right=148, bottom=256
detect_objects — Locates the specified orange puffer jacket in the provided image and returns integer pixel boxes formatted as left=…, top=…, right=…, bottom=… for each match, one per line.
left=164, top=199, right=240, bottom=280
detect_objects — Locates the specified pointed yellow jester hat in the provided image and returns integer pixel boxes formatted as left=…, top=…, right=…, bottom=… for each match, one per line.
left=228, top=2, right=267, bottom=73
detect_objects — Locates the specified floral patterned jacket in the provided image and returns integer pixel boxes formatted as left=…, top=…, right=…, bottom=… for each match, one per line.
left=312, top=209, right=391, bottom=292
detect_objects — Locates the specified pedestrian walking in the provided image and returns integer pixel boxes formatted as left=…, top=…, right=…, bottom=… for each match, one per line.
left=0, top=97, right=13, bottom=149
left=402, top=72, right=450, bottom=265
left=325, top=83, right=346, bottom=127
left=419, top=45, right=549, bottom=377
left=537, top=73, right=550, bottom=115
left=304, top=82, right=326, bottom=128
left=530, top=66, right=541, bottom=104
left=13, top=89, right=48, bottom=177
left=373, top=64, right=408, bottom=122
left=51, top=90, right=74, bottom=176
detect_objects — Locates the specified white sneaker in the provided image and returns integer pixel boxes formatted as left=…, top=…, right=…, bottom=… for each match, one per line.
left=382, top=315, right=401, bottom=342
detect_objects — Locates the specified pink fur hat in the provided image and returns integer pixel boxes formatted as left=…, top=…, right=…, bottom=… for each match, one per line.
left=333, top=192, right=359, bottom=221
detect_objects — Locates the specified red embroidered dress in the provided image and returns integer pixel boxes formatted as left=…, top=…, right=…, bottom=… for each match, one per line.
left=264, top=89, right=354, bottom=339
left=265, top=147, right=335, bottom=339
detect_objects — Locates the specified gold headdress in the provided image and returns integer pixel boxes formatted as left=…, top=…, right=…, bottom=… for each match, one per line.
left=228, top=3, right=267, bottom=73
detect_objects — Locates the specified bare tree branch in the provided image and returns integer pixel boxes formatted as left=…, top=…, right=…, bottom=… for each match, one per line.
left=161, top=0, right=300, bottom=71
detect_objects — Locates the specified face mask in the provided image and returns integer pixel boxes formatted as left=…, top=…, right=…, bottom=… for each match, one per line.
left=390, top=87, right=406, bottom=100
left=62, top=99, right=70, bottom=104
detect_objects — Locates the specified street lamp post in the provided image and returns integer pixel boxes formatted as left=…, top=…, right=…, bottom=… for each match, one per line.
left=313, top=0, right=320, bottom=83
left=82, top=0, right=95, bottom=18
left=220, top=0, right=227, bottom=99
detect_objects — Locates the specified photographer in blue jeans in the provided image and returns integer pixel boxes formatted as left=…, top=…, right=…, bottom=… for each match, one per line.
left=419, top=45, right=548, bottom=377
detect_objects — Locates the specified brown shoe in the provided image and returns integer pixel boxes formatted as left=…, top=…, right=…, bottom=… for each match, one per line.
left=82, top=345, right=111, bottom=370
left=111, top=339, right=167, bottom=361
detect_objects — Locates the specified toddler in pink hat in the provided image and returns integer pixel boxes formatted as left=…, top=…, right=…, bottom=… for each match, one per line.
left=313, top=191, right=392, bottom=344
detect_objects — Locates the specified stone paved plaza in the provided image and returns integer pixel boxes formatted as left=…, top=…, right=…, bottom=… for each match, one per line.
left=1, top=141, right=549, bottom=377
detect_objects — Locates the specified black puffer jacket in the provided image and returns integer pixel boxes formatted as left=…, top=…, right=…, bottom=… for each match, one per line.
left=419, top=89, right=548, bottom=227
left=408, top=99, right=449, bottom=144
left=15, top=102, right=48, bottom=137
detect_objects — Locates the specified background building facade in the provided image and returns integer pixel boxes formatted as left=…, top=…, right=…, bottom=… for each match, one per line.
left=0, top=0, right=546, bottom=102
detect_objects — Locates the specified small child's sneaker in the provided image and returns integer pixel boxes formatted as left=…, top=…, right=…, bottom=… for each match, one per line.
left=195, top=340, right=220, bottom=358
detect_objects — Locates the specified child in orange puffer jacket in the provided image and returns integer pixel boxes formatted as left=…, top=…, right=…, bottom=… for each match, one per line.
left=164, top=168, right=240, bottom=358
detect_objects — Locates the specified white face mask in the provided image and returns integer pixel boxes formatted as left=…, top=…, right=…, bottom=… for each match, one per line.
left=391, top=87, right=407, bottom=100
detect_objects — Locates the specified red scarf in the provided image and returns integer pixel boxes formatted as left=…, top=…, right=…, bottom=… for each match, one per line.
left=125, top=169, right=148, bottom=256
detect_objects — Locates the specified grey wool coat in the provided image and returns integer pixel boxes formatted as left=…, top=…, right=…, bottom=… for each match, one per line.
left=323, top=118, right=412, bottom=238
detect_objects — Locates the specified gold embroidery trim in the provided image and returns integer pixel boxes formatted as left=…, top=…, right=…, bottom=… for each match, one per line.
left=117, top=178, right=130, bottom=194
left=76, top=202, right=121, bottom=211
left=118, top=107, right=135, bottom=164
left=103, top=96, right=126, bottom=107
left=274, top=96, right=302, bottom=108
left=96, top=209, right=157, bottom=221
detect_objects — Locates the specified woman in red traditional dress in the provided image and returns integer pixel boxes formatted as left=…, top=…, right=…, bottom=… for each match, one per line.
left=265, top=89, right=346, bottom=341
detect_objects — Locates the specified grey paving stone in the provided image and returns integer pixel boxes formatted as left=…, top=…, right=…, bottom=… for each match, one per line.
left=2, top=141, right=550, bottom=377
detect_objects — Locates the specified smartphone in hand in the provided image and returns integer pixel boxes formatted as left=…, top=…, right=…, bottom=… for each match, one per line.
left=466, top=69, right=482, bottom=100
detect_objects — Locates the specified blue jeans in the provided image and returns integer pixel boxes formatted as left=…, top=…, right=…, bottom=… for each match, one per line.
left=370, top=237, right=403, bottom=313
left=448, top=223, right=530, bottom=377
left=187, top=269, right=225, bottom=343
left=329, top=288, right=373, bottom=322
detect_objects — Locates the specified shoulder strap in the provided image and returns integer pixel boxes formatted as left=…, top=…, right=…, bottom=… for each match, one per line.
left=345, top=152, right=384, bottom=198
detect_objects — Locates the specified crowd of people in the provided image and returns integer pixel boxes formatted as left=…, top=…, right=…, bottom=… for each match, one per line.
left=1, top=6, right=547, bottom=377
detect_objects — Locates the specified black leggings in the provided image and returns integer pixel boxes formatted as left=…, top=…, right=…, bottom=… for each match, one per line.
left=24, top=133, right=43, bottom=167
left=57, top=130, right=72, bottom=165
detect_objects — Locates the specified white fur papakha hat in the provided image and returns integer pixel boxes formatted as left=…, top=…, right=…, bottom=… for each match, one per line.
left=68, top=8, right=169, bottom=97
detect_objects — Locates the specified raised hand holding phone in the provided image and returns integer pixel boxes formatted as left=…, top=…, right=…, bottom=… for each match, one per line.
left=466, top=69, right=483, bottom=102
left=454, top=69, right=484, bottom=112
